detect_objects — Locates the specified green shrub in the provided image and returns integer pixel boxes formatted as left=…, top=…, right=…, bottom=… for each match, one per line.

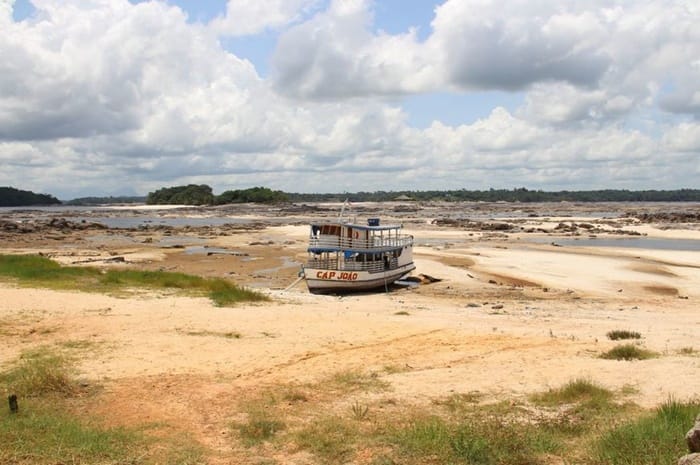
left=531, top=378, right=613, bottom=406
left=600, top=344, right=656, bottom=361
left=606, top=330, right=642, bottom=340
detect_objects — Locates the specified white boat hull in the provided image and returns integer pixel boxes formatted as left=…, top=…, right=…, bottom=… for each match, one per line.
left=304, top=262, right=416, bottom=292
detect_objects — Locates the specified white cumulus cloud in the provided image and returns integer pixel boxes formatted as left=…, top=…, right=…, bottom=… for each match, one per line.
left=1, top=0, right=698, bottom=198
left=209, top=0, right=321, bottom=36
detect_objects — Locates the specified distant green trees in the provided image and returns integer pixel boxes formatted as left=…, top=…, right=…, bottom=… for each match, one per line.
left=146, top=185, right=288, bottom=205
left=144, top=185, right=700, bottom=205
left=146, top=184, right=215, bottom=205
left=0, top=187, right=61, bottom=206
left=286, top=188, right=700, bottom=203
left=215, top=187, right=288, bottom=204
left=64, top=196, right=146, bottom=206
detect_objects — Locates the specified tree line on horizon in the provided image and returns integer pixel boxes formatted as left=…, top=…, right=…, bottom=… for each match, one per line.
left=143, top=185, right=700, bottom=205
left=0, top=187, right=61, bottom=206
left=2, top=184, right=700, bottom=206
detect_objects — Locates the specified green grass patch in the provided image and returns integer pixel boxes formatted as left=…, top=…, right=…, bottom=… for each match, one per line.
left=294, top=416, right=358, bottom=463
left=0, top=400, right=205, bottom=465
left=433, top=392, right=484, bottom=414
left=220, top=377, right=688, bottom=465
left=391, top=413, right=561, bottom=465
left=590, top=399, right=700, bottom=465
left=233, top=394, right=286, bottom=447
left=531, top=378, right=613, bottom=406
left=606, top=330, right=642, bottom=340
left=0, top=253, right=268, bottom=306
left=600, top=344, right=657, bottom=361
left=0, top=401, right=148, bottom=465
left=235, top=409, right=286, bottom=446
left=0, top=348, right=204, bottom=465
left=0, top=347, right=78, bottom=397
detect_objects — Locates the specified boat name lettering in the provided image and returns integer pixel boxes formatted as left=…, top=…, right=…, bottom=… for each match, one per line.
left=315, top=271, right=359, bottom=281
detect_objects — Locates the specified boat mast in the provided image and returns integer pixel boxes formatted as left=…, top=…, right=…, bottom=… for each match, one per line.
left=338, top=198, right=348, bottom=221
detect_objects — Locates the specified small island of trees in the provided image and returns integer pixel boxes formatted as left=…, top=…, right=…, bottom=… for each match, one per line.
left=146, top=185, right=288, bottom=205
left=0, top=187, right=61, bottom=207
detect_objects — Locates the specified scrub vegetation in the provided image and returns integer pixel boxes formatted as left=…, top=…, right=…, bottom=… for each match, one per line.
left=600, top=344, right=657, bottom=361
left=2, top=349, right=698, bottom=464
left=222, top=374, right=698, bottom=465
left=606, top=330, right=642, bottom=340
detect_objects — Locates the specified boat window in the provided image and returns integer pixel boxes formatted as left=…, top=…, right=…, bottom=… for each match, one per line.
left=320, top=225, right=341, bottom=235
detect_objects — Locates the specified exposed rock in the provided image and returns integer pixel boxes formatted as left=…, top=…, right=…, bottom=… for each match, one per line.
left=628, top=211, right=700, bottom=223
left=687, top=414, right=700, bottom=453
left=0, top=218, right=106, bottom=235
left=678, top=453, right=700, bottom=465
left=430, top=218, right=515, bottom=231
left=0, top=220, right=19, bottom=231
left=418, top=273, right=442, bottom=283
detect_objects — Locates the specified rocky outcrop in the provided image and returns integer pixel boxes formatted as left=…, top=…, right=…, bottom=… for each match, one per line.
left=687, top=414, right=700, bottom=452
left=680, top=414, right=700, bottom=465
left=629, top=212, right=700, bottom=223
left=1, top=218, right=107, bottom=234
left=430, top=218, right=515, bottom=231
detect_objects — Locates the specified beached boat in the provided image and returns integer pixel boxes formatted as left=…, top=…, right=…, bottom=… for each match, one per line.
left=301, top=217, right=415, bottom=292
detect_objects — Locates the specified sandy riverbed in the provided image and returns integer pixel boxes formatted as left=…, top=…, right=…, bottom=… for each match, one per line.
left=1, top=201, right=699, bottom=461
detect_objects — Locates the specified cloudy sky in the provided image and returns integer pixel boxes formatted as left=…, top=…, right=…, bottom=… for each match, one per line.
left=1, top=0, right=699, bottom=199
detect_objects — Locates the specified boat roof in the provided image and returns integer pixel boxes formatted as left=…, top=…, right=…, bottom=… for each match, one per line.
left=310, top=221, right=403, bottom=231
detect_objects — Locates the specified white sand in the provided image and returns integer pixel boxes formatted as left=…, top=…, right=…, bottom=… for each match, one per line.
left=1, top=215, right=699, bottom=460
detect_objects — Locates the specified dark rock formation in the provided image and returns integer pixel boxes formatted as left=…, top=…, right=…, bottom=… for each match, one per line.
left=687, top=414, right=700, bottom=453
left=679, top=415, right=700, bottom=465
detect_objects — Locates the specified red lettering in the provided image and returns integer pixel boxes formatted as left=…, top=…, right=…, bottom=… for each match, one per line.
left=315, top=271, right=359, bottom=281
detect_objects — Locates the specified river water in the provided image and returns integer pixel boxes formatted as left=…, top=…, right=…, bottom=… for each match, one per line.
left=527, top=237, right=700, bottom=251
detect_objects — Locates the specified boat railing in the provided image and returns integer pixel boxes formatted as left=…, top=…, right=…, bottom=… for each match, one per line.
left=309, top=234, right=413, bottom=251
left=306, top=256, right=339, bottom=270
left=305, top=259, right=389, bottom=273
